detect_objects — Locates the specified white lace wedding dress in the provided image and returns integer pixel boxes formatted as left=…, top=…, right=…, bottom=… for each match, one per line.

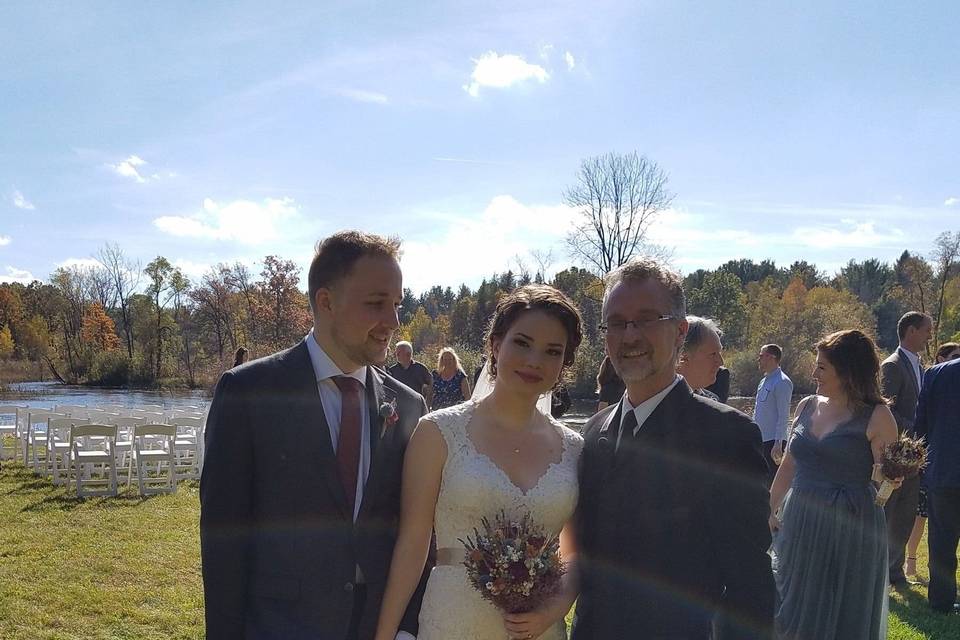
left=417, top=400, right=583, bottom=640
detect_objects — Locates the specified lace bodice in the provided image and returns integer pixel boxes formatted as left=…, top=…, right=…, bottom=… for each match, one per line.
left=427, top=399, right=583, bottom=549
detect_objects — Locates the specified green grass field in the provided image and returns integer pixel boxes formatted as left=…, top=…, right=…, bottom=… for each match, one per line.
left=1, top=462, right=957, bottom=639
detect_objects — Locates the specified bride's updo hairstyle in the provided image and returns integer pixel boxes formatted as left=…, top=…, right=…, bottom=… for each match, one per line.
left=485, top=284, right=583, bottom=384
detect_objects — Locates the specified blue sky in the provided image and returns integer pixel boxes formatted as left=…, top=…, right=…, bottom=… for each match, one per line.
left=2, top=1, right=958, bottom=294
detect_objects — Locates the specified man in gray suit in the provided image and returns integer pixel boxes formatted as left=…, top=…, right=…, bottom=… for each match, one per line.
left=881, top=311, right=933, bottom=589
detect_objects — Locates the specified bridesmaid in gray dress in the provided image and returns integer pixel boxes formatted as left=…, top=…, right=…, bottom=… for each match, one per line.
left=769, top=330, right=900, bottom=640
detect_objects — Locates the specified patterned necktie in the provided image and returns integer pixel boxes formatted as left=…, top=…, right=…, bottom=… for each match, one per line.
left=333, top=376, right=362, bottom=516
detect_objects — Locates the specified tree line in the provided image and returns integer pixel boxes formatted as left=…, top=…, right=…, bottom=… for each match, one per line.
left=2, top=235, right=957, bottom=400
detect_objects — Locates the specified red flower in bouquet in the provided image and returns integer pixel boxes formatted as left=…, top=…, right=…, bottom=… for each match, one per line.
left=459, top=510, right=565, bottom=614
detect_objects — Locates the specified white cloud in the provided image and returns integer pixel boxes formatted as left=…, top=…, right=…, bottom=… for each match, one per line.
left=539, top=44, right=554, bottom=60
left=153, top=196, right=299, bottom=245
left=651, top=213, right=764, bottom=249
left=0, top=266, right=35, bottom=284
left=172, top=259, right=213, bottom=281
left=790, top=220, right=905, bottom=249
left=0, top=236, right=10, bottom=246
left=108, top=155, right=148, bottom=183
left=564, top=51, right=576, bottom=71
left=56, top=257, right=105, bottom=270
left=946, top=197, right=959, bottom=206
left=12, top=189, right=35, bottom=210
left=334, top=88, right=389, bottom=104
left=463, top=52, right=549, bottom=97
left=402, top=195, right=576, bottom=292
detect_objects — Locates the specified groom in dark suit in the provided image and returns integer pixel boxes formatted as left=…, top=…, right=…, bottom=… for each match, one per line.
left=571, top=257, right=774, bottom=640
left=201, top=231, right=430, bottom=640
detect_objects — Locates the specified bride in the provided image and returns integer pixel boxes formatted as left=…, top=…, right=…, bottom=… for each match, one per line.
left=374, top=284, right=584, bottom=640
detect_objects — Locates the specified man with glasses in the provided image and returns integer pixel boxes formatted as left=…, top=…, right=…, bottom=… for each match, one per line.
left=571, top=257, right=774, bottom=640
left=754, top=344, right=793, bottom=486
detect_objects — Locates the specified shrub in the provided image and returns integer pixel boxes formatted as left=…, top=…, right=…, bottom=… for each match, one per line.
left=88, top=351, right=132, bottom=387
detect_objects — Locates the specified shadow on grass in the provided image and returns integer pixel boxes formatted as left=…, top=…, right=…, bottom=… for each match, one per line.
left=5, top=477, right=49, bottom=494
left=890, top=584, right=960, bottom=636
left=20, top=492, right=85, bottom=512
left=20, top=490, right=164, bottom=512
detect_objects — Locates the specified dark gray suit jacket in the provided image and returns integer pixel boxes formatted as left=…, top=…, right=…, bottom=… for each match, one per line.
left=881, top=347, right=922, bottom=433
left=200, top=339, right=430, bottom=640
left=571, top=381, right=774, bottom=640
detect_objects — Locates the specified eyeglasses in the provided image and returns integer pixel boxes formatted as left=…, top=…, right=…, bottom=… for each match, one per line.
left=599, top=315, right=675, bottom=334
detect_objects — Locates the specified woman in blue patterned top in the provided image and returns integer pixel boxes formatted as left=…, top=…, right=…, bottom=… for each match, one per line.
left=431, top=347, right=471, bottom=409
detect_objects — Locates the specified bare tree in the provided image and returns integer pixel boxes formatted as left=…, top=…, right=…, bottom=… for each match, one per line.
left=98, top=243, right=141, bottom=358
left=931, top=230, right=960, bottom=342
left=86, top=263, right=116, bottom=309
left=511, top=254, right=531, bottom=284
left=530, top=248, right=554, bottom=283
left=565, top=151, right=674, bottom=274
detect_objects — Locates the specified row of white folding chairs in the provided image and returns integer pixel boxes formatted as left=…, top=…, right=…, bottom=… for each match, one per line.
left=58, top=421, right=181, bottom=497
left=0, top=406, right=202, bottom=495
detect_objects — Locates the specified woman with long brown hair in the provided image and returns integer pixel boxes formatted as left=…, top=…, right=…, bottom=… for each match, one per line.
left=769, top=330, right=899, bottom=639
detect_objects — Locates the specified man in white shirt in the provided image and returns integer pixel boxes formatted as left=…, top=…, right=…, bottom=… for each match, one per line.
left=201, top=231, right=430, bottom=640
left=881, top=311, right=932, bottom=589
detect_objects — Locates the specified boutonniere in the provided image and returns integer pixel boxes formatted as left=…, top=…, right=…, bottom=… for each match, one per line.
left=378, top=391, right=399, bottom=437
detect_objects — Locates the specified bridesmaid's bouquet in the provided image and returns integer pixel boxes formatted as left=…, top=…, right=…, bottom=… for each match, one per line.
left=874, top=434, right=927, bottom=506
left=459, top=510, right=565, bottom=614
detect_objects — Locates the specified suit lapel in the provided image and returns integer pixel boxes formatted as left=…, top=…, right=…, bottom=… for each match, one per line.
left=289, top=340, right=351, bottom=518
left=898, top=348, right=920, bottom=394
left=365, top=367, right=390, bottom=460
left=597, top=401, right=623, bottom=468
left=358, top=367, right=393, bottom=518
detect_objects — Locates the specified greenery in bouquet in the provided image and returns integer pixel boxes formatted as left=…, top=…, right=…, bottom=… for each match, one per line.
left=459, top=510, right=565, bottom=614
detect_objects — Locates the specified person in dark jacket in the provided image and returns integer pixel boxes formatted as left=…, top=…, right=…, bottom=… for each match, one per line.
left=201, top=231, right=430, bottom=640
left=571, top=256, right=774, bottom=640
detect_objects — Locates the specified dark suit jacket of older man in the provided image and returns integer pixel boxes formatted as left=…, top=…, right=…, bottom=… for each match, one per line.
left=200, top=339, right=430, bottom=640
left=880, top=346, right=924, bottom=585
left=571, top=380, right=775, bottom=640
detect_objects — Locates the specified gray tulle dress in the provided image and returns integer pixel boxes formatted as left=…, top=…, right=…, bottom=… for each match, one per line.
left=772, top=399, right=888, bottom=640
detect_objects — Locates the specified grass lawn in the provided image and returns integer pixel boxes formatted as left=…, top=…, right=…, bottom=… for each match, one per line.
left=1, top=462, right=958, bottom=639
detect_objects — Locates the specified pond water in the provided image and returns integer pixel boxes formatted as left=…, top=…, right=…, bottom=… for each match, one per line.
left=0, top=381, right=210, bottom=411
left=0, top=385, right=794, bottom=430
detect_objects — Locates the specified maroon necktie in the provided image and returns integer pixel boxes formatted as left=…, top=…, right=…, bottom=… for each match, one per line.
left=333, top=376, right=362, bottom=516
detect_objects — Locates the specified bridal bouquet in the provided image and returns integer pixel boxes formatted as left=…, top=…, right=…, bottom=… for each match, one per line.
left=459, top=510, right=565, bottom=614
left=874, top=434, right=927, bottom=506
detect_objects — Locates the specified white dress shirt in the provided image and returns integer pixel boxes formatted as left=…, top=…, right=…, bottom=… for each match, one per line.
left=305, top=329, right=371, bottom=521
left=615, top=375, right=683, bottom=451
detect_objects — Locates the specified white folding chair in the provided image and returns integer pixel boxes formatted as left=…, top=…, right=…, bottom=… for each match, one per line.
left=47, top=417, right=89, bottom=485
left=68, top=423, right=118, bottom=497
left=107, top=415, right=143, bottom=485
left=0, top=405, right=24, bottom=461
left=134, top=423, right=177, bottom=495
left=171, top=416, right=203, bottom=481
left=25, top=409, right=61, bottom=474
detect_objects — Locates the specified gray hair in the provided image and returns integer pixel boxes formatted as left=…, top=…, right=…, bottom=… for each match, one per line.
left=602, top=256, right=686, bottom=319
left=395, top=340, right=413, bottom=352
left=681, top=316, right=722, bottom=357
